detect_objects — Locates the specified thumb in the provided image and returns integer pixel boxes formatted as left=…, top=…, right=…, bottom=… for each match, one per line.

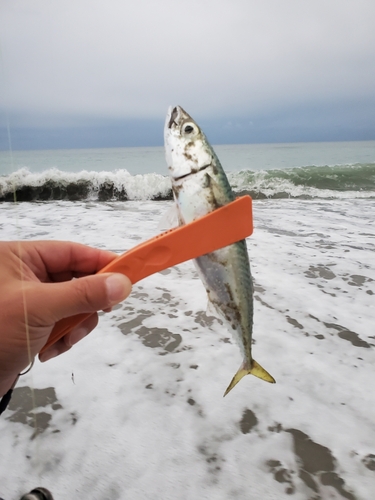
left=30, top=273, right=132, bottom=324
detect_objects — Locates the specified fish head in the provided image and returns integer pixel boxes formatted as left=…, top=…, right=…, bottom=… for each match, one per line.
left=164, top=105, right=213, bottom=181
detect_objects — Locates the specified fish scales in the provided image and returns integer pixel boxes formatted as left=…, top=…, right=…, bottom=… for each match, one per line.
left=164, top=105, right=275, bottom=395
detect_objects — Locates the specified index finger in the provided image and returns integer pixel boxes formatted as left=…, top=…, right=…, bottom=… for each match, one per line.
left=23, top=241, right=118, bottom=281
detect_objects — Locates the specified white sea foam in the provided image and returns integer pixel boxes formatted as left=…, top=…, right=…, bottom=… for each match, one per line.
left=0, top=199, right=374, bottom=499
left=0, top=167, right=172, bottom=201
left=2, top=164, right=375, bottom=201
left=228, top=164, right=375, bottom=199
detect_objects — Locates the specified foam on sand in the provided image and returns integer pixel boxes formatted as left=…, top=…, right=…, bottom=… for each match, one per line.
left=0, top=199, right=374, bottom=499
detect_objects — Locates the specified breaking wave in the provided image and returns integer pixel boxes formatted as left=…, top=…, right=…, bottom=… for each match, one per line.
left=0, top=168, right=173, bottom=202
left=1, top=163, right=375, bottom=202
left=229, top=162, right=375, bottom=199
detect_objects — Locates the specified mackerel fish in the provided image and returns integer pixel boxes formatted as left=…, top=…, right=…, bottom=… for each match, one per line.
left=164, top=105, right=275, bottom=396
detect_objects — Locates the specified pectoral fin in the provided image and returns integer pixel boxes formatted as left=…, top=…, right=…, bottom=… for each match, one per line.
left=157, top=204, right=180, bottom=230
left=223, top=359, right=275, bottom=397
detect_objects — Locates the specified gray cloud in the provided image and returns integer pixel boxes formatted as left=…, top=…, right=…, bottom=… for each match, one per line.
left=0, top=0, right=374, bottom=144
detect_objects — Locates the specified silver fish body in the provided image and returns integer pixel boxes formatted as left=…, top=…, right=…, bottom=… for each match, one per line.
left=164, top=106, right=275, bottom=395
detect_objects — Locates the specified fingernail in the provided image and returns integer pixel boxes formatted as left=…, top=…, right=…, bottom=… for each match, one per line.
left=39, top=347, right=59, bottom=363
left=67, top=327, right=89, bottom=347
left=106, top=274, right=131, bottom=305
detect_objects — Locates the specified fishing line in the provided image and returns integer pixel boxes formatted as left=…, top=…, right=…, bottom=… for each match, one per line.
left=0, top=20, right=41, bottom=484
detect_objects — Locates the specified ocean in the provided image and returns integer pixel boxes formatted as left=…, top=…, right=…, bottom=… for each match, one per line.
left=1, top=141, right=375, bottom=499
left=1, top=140, right=375, bottom=201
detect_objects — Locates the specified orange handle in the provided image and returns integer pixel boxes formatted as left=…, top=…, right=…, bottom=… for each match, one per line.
left=40, top=195, right=253, bottom=353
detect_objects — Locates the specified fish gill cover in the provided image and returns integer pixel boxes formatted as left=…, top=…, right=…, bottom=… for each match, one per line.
left=1, top=163, right=375, bottom=202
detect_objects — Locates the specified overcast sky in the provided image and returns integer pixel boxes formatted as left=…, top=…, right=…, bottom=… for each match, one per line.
left=1, top=0, right=375, bottom=148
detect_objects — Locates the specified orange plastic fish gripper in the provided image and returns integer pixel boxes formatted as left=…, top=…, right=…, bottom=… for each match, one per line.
left=40, top=195, right=253, bottom=354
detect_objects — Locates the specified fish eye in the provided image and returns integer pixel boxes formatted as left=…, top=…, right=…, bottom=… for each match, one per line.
left=183, top=123, right=197, bottom=135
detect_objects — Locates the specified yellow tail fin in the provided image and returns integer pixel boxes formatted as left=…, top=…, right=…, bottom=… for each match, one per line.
left=223, top=359, right=275, bottom=397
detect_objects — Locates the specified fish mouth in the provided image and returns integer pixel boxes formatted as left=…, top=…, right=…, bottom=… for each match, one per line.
left=168, top=106, right=180, bottom=129
left=167, top=105, right=192, bottom=129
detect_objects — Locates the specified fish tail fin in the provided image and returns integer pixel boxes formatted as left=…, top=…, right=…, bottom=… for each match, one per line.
left=223, top=359, right=276, bottom=397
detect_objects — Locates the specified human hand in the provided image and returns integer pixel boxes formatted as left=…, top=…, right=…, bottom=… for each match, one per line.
left=0, top=241, right=132, bottom=396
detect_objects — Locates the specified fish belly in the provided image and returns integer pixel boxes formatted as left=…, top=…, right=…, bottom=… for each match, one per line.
left=194, top=241, right=253, bottom=362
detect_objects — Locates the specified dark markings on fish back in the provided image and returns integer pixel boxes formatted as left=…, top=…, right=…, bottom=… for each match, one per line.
left=211, top=168, right=235, bottom=203
left=205, top=172, right=224, bottom=210
left=210, top=147, right=235, bottom=200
